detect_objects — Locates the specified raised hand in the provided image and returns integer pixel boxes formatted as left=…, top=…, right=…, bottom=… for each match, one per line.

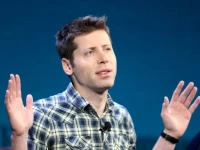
left=4, top=74, right=33, bottom=136
left=161, top=81, right=200, bottom=138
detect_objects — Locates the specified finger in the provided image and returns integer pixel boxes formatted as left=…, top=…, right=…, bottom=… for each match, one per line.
left=7, top=80, right=13, bottom=103
left=10, top=74, right=16, bottom=98
left=4, top=90, right=11, bottom=108
left=171, top=81, right=184, bottom=102
left=189, top=96, right=200, bottom=114
left=26, top=94, right=33, bottom=110
left=184, top=87, right=197, bottom=108
left=9, top=74, right=14, bottom=99
left=16, top=74, right=22, bottom=97
left=162, top=96, right=169, bottom=112
left=178, top=82, right=194, bottom=103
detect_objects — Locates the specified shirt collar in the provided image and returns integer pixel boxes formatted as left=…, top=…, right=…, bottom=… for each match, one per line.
left=64, top=82, right=89, bottom=110
left=64, top=82, right=115, bottom=111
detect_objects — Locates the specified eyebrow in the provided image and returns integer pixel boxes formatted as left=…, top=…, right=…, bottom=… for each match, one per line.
left=83, top=44, right=111, bottom=51
left=102, top=44, right=111, bottom=47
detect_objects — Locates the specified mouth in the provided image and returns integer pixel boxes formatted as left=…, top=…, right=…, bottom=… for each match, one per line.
left=96, top=69, right=112, bottom=77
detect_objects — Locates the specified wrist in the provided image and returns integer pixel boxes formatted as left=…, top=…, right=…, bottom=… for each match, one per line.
left=161, top=130, right=179, bottom=144
left=11, top=131, right=28, bottom=138
left=163, top=129, right=180, bottom=139
left=11, top=131, right=28, bottom=149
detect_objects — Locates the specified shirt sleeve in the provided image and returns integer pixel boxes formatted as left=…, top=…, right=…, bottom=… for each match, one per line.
left=118, top=108, right=136, bottom=150
left=127, top=111, right=137, bottom=150
left=28, top=106, right=53, bottom=150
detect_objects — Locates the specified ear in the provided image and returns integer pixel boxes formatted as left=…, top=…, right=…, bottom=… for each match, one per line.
left=61, top=58, right=73, bottom=76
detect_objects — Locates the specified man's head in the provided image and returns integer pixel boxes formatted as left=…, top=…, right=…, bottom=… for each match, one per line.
left=55, top=15, right=117, bottom=93
left=56, top=15, right=110, bottom=66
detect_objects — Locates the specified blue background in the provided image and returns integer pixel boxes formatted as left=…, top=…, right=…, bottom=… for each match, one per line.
left=0, top=0, right=200, bottom=149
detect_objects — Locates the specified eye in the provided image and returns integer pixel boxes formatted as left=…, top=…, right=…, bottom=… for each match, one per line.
left=85, top=50, right=95, bottom=55
left=104, top=47, right=111, bottom=51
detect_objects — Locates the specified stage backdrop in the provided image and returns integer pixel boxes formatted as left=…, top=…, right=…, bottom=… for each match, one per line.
left=0, top=0, right=199, bottom=149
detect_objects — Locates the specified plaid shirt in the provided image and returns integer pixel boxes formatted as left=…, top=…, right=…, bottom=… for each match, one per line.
left=28, top=82, right=136, bottom=150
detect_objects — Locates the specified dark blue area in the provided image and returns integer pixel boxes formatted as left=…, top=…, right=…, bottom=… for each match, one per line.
left=0, top=0, right=200, bottom=148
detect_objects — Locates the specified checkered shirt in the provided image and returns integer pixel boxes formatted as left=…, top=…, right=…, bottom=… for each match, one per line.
left=28, top=82, right=136, bottom=150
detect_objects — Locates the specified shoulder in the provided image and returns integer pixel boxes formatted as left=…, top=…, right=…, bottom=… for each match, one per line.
left=107, top=94, right=131, bottom=118
left=112, top=101, right=131, bottom=116
left=32, top=91, right=74, bottom=123
left=110, top=100, right=134, bottom=123
left=33, top=91, right=68, bottom=109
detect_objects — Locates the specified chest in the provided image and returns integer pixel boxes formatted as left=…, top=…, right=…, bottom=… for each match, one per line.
left=51, top=113, right=133, bottom=150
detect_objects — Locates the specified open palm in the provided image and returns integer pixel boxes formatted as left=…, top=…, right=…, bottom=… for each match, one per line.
left=4, top=74, right=33, bottom=136
left=161, top=81, right=200, bottom=138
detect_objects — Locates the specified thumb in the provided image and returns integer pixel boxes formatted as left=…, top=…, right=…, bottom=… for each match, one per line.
left=26, top=94, right=33, bottom=110
left=162, top=96, right=169, bottom=112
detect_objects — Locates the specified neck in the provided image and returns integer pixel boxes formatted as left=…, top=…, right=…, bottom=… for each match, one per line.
left=73, top=83, right=108, bottom=117
left=86, top=91, right=107, bottom=117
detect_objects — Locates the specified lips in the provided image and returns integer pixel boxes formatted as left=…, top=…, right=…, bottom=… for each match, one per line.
left=96, top=69, right=112, bottom=74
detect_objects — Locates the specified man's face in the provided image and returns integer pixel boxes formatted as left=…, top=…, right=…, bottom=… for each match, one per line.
left=70, top=30, right=117, bottom=93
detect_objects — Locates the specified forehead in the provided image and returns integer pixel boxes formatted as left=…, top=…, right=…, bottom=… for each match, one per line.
left=74, top=30, right=111, bottom=49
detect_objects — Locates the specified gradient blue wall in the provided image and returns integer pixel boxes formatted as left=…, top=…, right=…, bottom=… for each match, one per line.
left=0, top=0, right=200, bottom=148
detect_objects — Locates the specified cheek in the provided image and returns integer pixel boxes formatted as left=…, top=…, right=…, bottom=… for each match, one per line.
left=73, top=63, right=93, bottom=76
left=110, top=52, right=116, bottom=61
left=111, top=55, right=117, bottom=66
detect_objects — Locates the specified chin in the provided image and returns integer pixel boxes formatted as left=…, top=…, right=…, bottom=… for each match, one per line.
left=96, top=82, right=114, bottom=92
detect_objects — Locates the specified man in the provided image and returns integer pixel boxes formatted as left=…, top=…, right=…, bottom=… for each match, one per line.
left=4, top=16, right=200, bottom=150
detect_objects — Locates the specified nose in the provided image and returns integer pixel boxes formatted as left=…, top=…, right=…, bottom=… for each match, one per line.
left=98, top=50, right=108, bottom=64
